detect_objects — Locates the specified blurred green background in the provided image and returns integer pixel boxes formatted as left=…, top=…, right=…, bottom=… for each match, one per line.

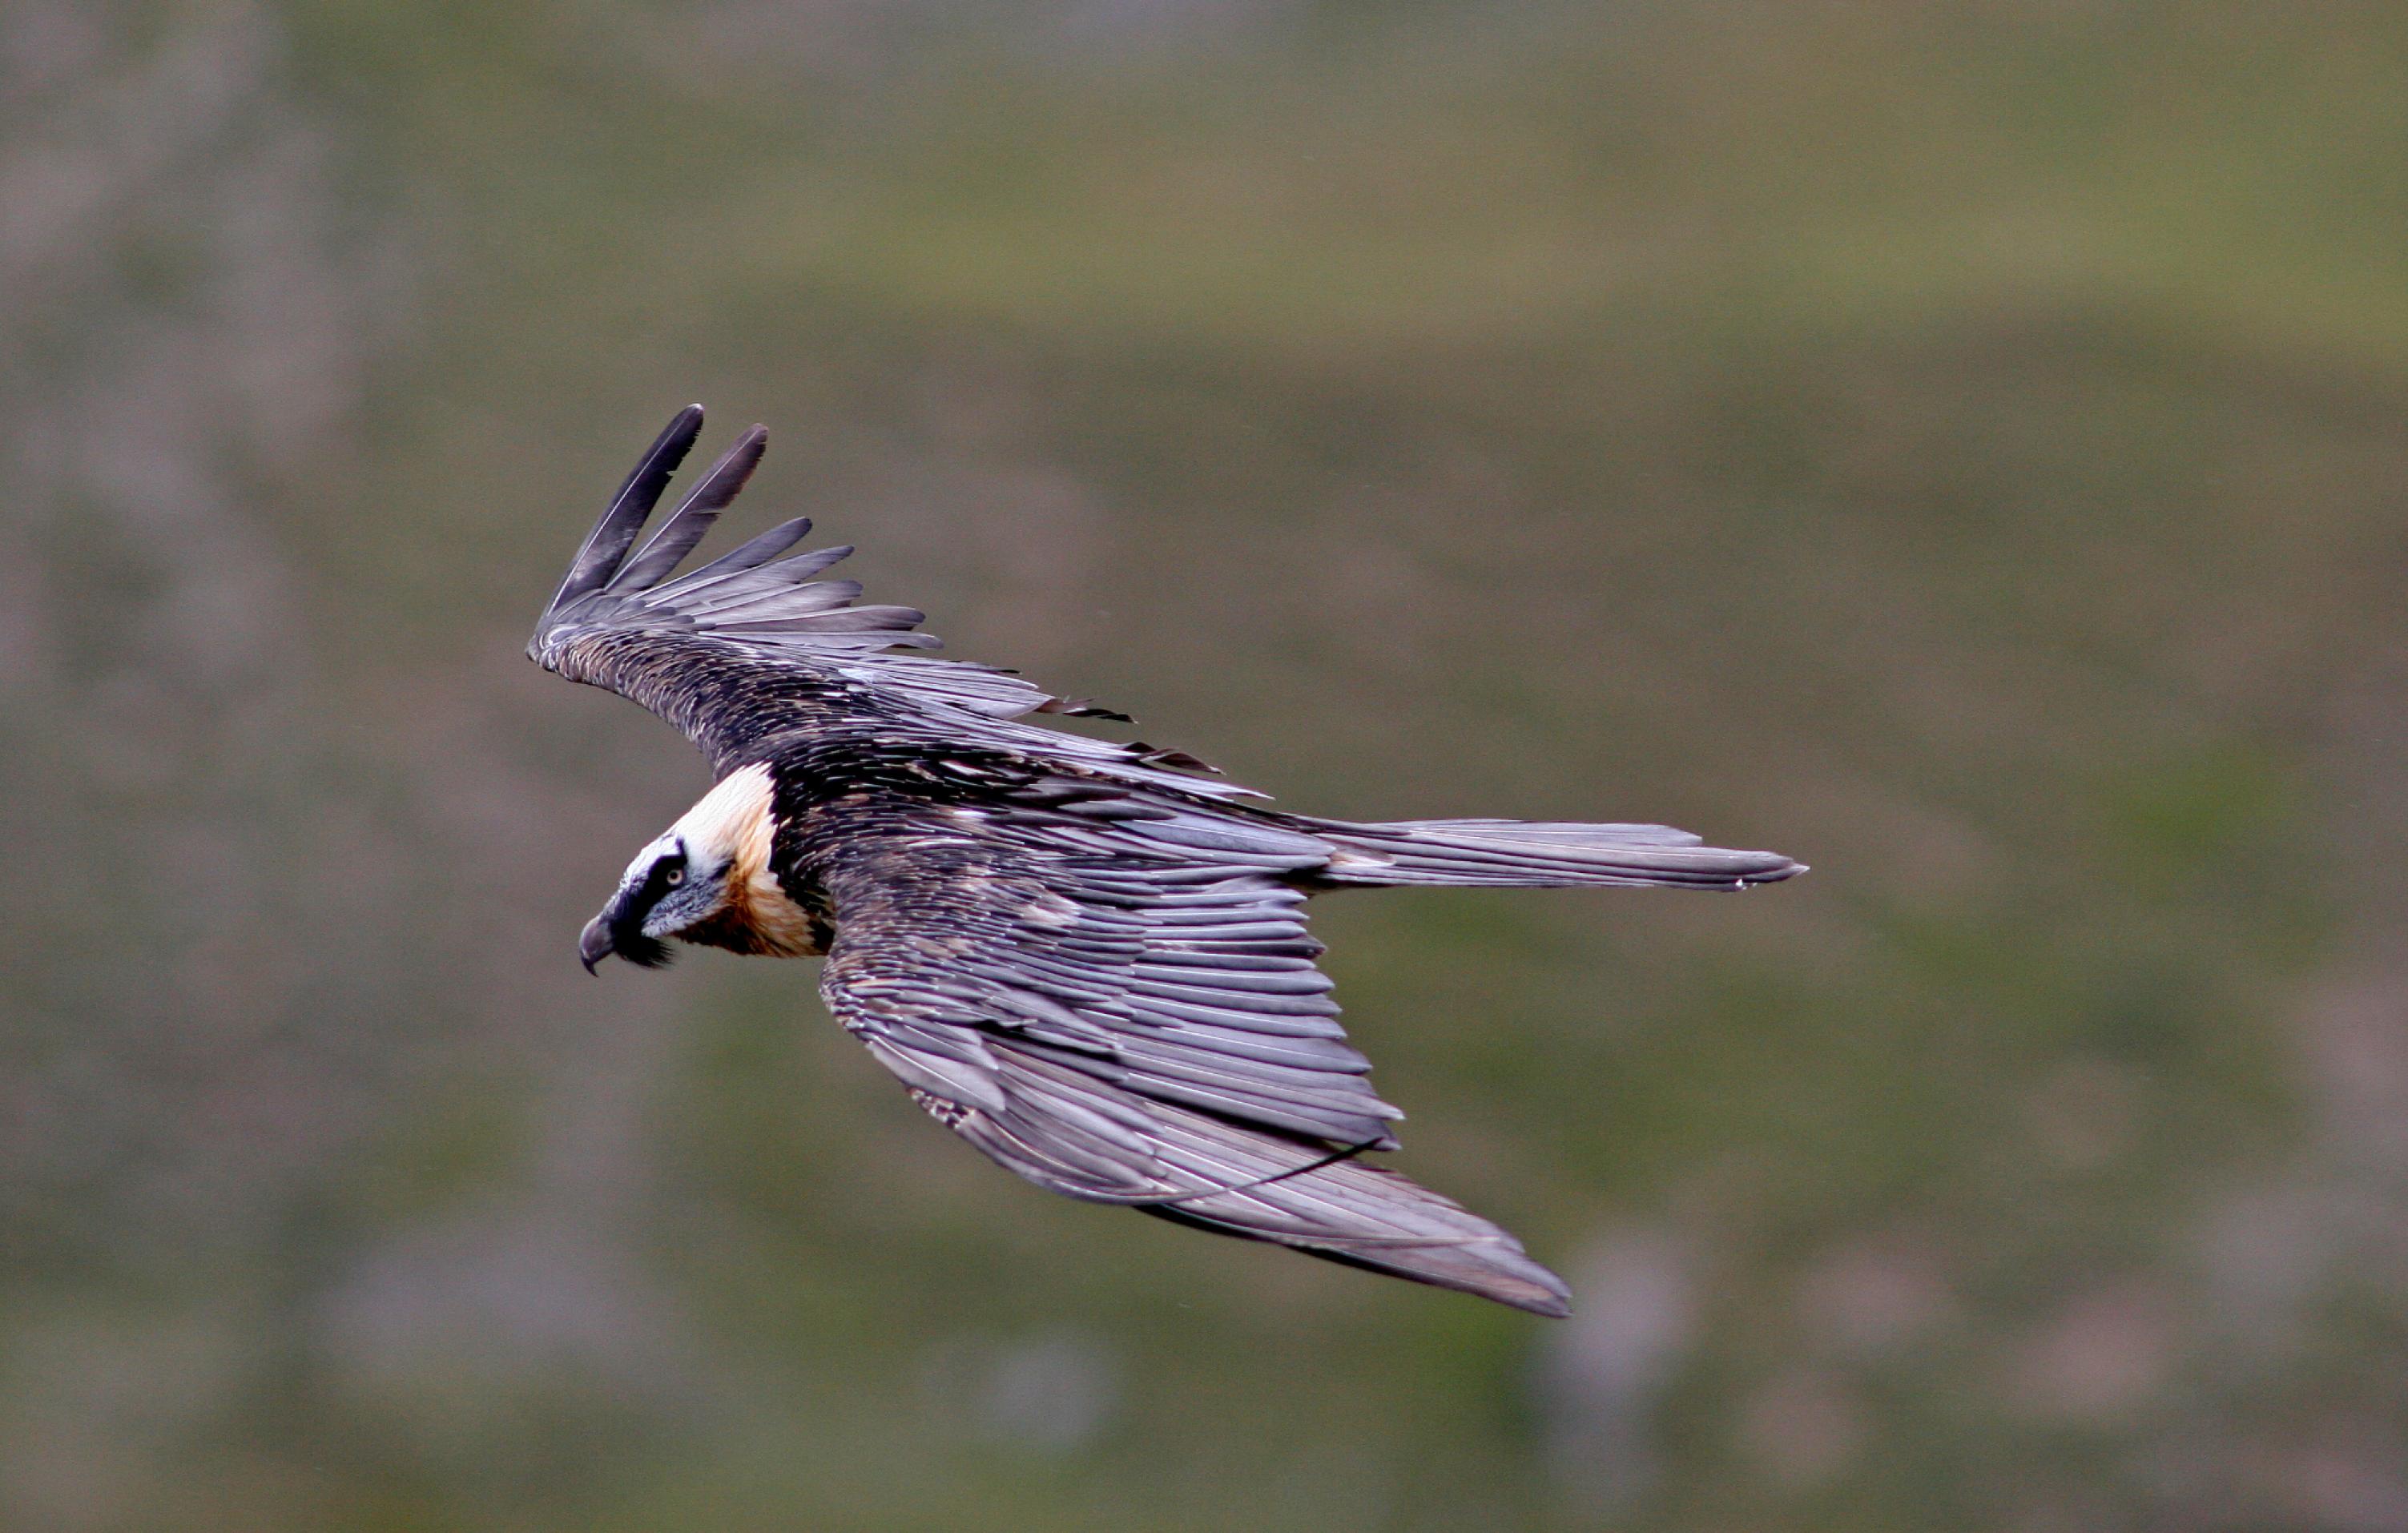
left=6, top=3, right=2407, bottom=1529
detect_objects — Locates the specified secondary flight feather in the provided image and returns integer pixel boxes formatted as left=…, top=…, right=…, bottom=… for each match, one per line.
left=530, top=405, right=1805, bottom=1317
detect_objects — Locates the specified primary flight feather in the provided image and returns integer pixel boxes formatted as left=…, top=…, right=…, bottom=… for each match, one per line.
left=530, top=405, right=1803, bottom=1317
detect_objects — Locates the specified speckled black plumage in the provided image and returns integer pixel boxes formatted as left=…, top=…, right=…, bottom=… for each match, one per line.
left=530, top=407, right=1805, bottom=1318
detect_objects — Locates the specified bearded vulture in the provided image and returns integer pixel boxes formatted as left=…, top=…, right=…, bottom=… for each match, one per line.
left=530, top=406, right=1803, bottom=1317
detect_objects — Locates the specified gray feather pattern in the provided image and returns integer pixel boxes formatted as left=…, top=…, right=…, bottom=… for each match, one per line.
left=546, top=404, right=703, bottom=611
left=529, top=408, right=1202, bottom=783
left=608, top=425, right=768, bottom=593
left=529, top=408, right=1809, bottom=1318
left=646, top=518, right=815, bottom=598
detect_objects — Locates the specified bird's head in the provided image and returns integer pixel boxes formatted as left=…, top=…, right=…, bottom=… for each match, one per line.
left=578, top=764, right=787, bottom=972
left=579, top=827, right=739, bottom=972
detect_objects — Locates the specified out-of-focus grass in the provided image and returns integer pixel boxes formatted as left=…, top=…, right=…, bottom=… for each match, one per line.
left=9, top=3, right=2408, bottom=1531
left=644, top=13, right=2408, bottom=357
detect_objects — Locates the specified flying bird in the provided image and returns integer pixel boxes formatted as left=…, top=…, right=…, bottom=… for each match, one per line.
left=531, top=406, right=1802, bottom=1317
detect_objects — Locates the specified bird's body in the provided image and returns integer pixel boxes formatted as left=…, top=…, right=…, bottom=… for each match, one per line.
left=534, top=407, right=1802, bottom=1318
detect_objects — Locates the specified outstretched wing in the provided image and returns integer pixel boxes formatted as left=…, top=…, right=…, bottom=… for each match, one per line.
left=529, top=406, right=1164, bottom=775
left=810, top=782, right=1572, bottom=1316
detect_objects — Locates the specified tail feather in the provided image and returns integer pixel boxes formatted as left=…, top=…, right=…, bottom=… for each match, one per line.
left=1307, top=817, right=1803, bottom=891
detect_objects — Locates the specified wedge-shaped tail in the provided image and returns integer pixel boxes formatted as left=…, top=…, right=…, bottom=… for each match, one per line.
left=1303, top=816, right=1803, bottom=891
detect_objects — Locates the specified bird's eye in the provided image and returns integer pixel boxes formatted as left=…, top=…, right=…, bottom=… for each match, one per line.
left=662, top=866, right=685, bottom=886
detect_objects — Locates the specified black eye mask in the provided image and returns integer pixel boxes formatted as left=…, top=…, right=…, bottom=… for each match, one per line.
left=610, top=850, right=688, bottom=968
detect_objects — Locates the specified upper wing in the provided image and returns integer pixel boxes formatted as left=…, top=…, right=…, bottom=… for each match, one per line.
left=810, top=782, right=1572, bottom=1315
left=528, top=406, right=1162, bottom=775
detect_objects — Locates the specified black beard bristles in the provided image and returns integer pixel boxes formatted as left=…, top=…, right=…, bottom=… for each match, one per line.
left=617, top=933, right=674, bottom=968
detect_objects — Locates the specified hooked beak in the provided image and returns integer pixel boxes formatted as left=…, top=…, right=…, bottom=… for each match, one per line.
left=578, top=912, right=616, bottom=974
left=577, top=891, right=671, bottom=972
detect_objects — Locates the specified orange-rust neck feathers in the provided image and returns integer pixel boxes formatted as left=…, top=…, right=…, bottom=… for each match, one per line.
left=670, top=764, right=820, bottom=956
